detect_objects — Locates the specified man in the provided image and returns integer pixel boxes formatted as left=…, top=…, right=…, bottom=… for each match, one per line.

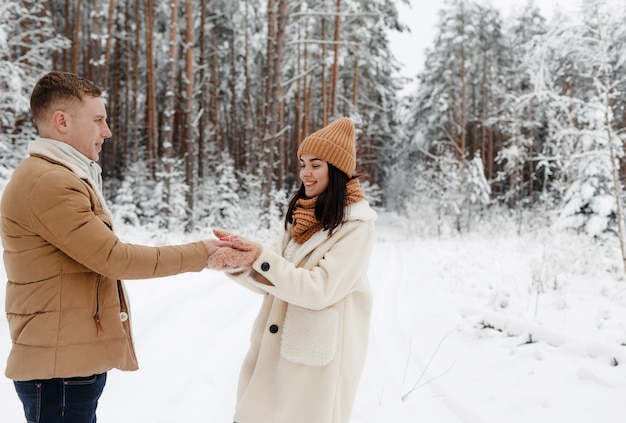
left=0, top=71, right=230, bottom=422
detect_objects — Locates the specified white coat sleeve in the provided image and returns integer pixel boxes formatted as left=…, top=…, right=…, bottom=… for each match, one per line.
left=244, top=220, right=374, bottom=310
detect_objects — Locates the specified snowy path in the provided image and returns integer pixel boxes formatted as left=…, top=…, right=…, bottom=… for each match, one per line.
left=2, top=215, right=626, bottom=421
left=354, top=238, right=468, bottom=422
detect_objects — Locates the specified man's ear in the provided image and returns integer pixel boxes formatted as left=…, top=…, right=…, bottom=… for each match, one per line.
left=51, top=110, right=69, bottom=133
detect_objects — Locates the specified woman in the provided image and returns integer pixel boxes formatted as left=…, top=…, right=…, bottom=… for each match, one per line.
left=209, top=117, right=377, bottom=423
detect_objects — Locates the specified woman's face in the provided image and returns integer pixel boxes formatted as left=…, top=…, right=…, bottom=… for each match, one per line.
left=299, top=154, right=329, bottom=198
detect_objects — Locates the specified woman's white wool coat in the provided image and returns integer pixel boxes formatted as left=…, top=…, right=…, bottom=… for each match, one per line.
left=230, top=199, right=376, bottom=423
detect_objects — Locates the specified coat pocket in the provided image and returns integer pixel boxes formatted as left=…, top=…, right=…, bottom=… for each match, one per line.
left=280, top=304, right=338, bottom=367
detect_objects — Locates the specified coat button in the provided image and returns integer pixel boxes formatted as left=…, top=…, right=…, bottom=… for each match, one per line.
left=261, top=262, right=270, bottom=272
left=120, top=312, right=129, bottom=322
left=269, top=324, right=279, bottom=333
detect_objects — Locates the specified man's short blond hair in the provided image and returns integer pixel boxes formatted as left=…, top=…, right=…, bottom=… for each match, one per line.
left=30, top=71, right=103, bottom=129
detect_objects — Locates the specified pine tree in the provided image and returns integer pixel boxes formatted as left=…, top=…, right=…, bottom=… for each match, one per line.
left=0, top=1, right=67, bottom=154
left=214, top=151, right=242, bottom=230
left=524, top=0, right=626, bottom=244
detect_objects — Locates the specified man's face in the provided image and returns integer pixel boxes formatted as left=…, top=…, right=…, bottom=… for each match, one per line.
left=65, top=95, right=111, bottom=161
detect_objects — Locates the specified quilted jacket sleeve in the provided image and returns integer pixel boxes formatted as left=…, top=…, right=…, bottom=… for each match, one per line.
left=26, top=168, right=207, bottom=279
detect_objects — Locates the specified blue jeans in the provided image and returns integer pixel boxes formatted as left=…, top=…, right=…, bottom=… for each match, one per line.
left=14, top=373, right=107, bottom=423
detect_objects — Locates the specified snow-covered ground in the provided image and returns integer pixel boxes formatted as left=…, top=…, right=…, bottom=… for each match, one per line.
left=2, top=212, right=626, bottom=422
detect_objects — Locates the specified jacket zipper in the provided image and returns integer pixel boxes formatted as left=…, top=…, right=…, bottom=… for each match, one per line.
left=94, top=274, right=104, bottom=335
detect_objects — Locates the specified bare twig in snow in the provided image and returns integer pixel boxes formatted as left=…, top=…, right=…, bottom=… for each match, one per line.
left=401, top=327, right=456, bottom=402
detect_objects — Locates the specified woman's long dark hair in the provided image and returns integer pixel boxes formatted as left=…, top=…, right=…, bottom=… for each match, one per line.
left=285, top=163, right=350, bottom=236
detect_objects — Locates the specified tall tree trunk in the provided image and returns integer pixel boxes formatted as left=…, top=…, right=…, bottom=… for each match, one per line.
left=261, top=0, right=277, bottom=223
left=100, top=1, right=122, bottom=181
left=459, top=15, right=467, bottom=160
left=330, top=0, right=341, bottom=119
left=130, top=0, right=141, bottom=164
left=293, top=21, right=302, bottom=158
left=481, top=48, right=488, bottom=162
left=20, top=3, right=32, bottom=70
left=302, top=23, right=311, bottom=140
left=528, top=101, right=536, bottom=205
left=145, top=0, right=158, bottom=176
left=209, top=11, right=219, bottom=152
left=102, top=0, right=115, bottom=91
left=303, top=74, right=313, bottom=139
left=62, top=0, right=70, bottom=70
left=320, top=17, right=327, bottom=126
left=276, top=0, right=288, bottom=189
left=184, top=0, right=196, bottom=232
left=88, top=0, right=103, bottom=85
left=264, top=0, right=276, bottom=138
left=230, top=19, right=240, bottom=167
left=449, top=77, right=460, bottom=160
left=47, top=0, right=62, bottom=68
left=261, top=0, right=288, bottom=221
left=197, top=0, right=207, bottom=181
left=161, top=0, right=180, bottom=229
left=71, top=0, right=82, bottom=74
left=110, top=33, right=122, bottom=179
left=243, top=0, right=254, bottom=174
left=352, top=42, right=359, bottom=109
left=471, top=80, right=477, bottom=156
left=487, top=89, right=495, bottom=181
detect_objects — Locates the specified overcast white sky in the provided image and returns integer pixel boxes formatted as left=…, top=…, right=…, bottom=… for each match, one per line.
left=388, top=0, right=574, bottom=82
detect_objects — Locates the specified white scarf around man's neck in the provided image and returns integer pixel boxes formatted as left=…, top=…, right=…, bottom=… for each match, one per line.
left=27, top=138, right=114, bottom=223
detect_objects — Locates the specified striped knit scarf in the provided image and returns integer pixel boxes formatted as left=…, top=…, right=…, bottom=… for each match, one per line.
left=290, top=178, right=365, bottom=244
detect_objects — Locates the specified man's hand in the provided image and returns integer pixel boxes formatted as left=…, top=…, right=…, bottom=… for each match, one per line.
left=202, top=238, right=233, bottom=259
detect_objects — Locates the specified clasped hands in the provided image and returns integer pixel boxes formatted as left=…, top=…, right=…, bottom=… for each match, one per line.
left=206, top=228, right=262, bottom=271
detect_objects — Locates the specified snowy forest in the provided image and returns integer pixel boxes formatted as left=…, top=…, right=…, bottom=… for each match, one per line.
left=1, top=0, right=626, bottom=242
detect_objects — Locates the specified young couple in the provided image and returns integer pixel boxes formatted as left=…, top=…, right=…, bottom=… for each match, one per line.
left=1, top=71, right=376, bottom=423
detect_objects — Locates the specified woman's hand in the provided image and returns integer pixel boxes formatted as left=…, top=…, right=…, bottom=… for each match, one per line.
left=207, top=229, right=262, bottom=270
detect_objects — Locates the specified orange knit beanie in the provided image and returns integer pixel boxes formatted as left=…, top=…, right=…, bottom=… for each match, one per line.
left=297, top=117, right=356, bottom=177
